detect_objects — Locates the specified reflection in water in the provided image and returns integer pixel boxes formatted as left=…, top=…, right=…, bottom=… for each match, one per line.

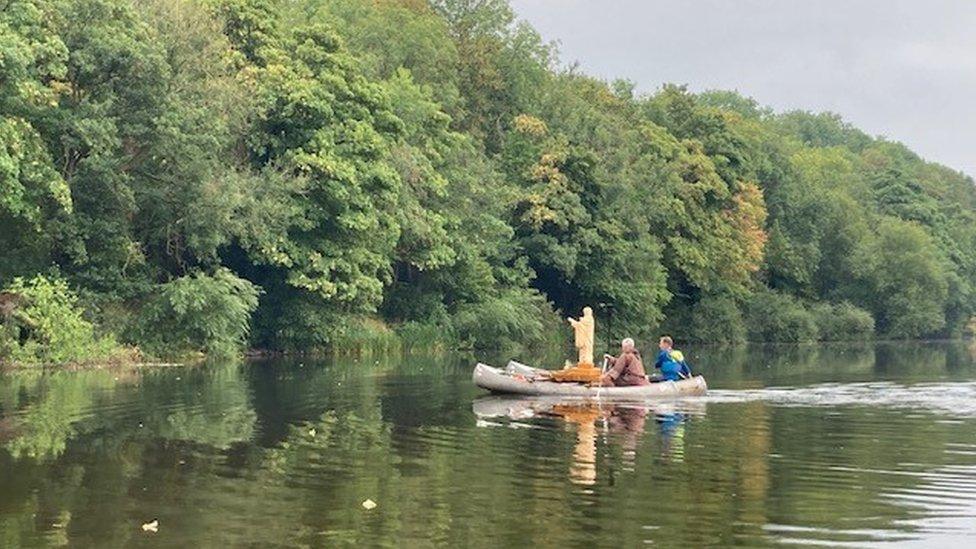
left=707, top=381, right=976, bottom=417
left=608, top=406, right=647, bottom=468
left=566, top=407, right=597, bottom=485
left=655, top=409, right=684, bottom=463
left=473, top=397, right=705, bottom=482
left=1, top=342, right=976, bottom=547
left=0, top=362, right=256, bottom=461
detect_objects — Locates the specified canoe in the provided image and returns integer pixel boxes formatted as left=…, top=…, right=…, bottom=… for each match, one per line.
left=473, top=361, right=707, bottom=398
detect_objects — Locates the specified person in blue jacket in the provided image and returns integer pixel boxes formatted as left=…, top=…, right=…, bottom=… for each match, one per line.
left=654, top=336, right=692, bottom=381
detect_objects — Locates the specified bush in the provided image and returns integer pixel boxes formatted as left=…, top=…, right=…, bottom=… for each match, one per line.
left=745, top=290, right=818, bottom=343
left=396, top=320, right=452, bottom=353
left=685, top=295, right=747, bottom=344
left=452, top=289, right=561, bottom=351
left=248, top=285, right=404, bottom=354
left=812, top=302, right=875, bottom=341
left=658, top=295, right=746, bottom=344
left=0, top=275, right=124, bottom=365
left=133, top=269, right=260, bottom=357
left=328, top=317, right=402, bottom=356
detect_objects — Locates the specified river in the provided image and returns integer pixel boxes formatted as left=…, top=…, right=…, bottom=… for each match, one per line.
left=2, top=342, right=976, bottom=547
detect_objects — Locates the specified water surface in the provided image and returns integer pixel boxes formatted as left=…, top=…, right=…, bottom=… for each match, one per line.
left=2, top=342, right=976, bottom=547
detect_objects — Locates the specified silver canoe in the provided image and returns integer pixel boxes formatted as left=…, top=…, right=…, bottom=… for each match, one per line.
left=473, top=361, right=707, bottom=398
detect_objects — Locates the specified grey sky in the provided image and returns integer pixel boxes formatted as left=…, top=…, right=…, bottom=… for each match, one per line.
left=509, top=0, right=976, bottom=178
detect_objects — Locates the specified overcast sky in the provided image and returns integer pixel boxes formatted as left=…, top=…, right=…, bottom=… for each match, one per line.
left=509, top=0, right=976, bottom=178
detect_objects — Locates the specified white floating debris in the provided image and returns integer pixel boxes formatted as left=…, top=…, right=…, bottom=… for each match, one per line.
left=362, top=499, right=377, bottom=510
left=142, top=519, right=159, bottom=533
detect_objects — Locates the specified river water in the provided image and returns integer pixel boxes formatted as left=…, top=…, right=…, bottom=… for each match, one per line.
left=2, top=342, right=976, bottom=547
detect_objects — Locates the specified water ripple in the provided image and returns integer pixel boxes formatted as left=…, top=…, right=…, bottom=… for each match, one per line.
left=707, top=381, right=976, bottom=417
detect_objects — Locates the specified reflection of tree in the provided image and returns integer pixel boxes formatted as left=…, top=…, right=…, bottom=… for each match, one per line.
left=0, top=362, right=259, bottom=547
left=697, top=342, right=879, bottom=387
left=138, top=363, right=256, bottom=449
left=0, top=370, right=118, bottom=460
left=0, top=362, right=258, bottom=461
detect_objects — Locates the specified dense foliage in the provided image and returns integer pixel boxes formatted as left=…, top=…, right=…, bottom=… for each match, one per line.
left=2, top=0, right=975, bottom=363
left=0, top=275, right=125, bottom=364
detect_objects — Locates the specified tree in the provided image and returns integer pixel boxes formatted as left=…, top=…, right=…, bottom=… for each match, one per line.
left=236, top=21, right=403, bottom=312
left=0, top=0, right=72, bottom=280
left=501, top=113, right=669, bottom=333
left=852, top=218, right=948, bottom=338
left=763, top=147, right=870, bottom=299
left=431, top=0, right=552, bottom=152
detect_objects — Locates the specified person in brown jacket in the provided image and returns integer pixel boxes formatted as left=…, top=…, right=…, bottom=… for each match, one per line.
left=600, top=338, right=650, bottom=387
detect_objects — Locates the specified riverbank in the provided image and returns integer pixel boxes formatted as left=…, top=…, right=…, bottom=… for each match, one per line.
left=5, top=332, right=973, bottom=373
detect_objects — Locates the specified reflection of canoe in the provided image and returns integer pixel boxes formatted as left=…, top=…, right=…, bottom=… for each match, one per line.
left=472, top=395, right=708, bottom=420
left=473, top=362, right=707, bottom=398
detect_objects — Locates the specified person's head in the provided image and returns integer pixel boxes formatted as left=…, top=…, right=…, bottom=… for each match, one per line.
left=659, top=336, right=673, bottom=350
left=621, top=337, right=635, bottom=352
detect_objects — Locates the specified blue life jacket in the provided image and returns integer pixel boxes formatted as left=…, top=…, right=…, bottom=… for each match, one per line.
left=655, top=349, right=692, bottom=381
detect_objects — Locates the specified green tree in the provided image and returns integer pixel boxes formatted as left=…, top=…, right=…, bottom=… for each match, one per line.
left=501, top=114, right=669, bottom=333
left=852, top=218, right=948, bottom=338
left=431, top=0, right=552, bottom=152
left=0, top=0, right=72, bottom=279
left=133, top=268, right=259, bottom=357
left=322, top=0, right=462, bottom=113
left=763, top=147, right=870, bottom=299
left=217, top=9, right=405, bottom=347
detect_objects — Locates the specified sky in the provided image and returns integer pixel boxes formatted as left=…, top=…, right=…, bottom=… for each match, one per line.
left=508, top=0, right=976, bottom=178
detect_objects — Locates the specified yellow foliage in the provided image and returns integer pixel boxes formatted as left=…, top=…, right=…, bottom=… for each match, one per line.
left=727, top=181, right=768, bottom=273
left=513, top=114, right=548, bottom=136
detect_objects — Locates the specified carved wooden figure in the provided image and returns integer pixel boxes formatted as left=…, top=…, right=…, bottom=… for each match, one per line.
left=567, top=306, right=595, bottom=367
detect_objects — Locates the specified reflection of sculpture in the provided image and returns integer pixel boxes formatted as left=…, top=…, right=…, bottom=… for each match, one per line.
left=571, top=420, right=597, bottom=485
left=567, top=306, right=595, bottom=367
left=553, top=404, right=600, bottom=486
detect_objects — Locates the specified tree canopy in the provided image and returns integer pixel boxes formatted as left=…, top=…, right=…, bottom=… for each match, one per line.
left=3, top=0, right=976, bottom=363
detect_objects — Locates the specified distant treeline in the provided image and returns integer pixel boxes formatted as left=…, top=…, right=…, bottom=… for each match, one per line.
left=3, top=0, right=976, bottom=364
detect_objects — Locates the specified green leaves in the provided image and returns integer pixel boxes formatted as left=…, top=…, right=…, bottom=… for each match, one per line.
left=0, top=275, right=122, bottom=365
left=0, top=117, right=70, bottom=224
left=1, top=1, right=72, bottom=279
left=852, top=218, right=949, bottom=338
left=133, top=268, right=260, bottom=357
left=240, top=20, right=403, bottom=310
